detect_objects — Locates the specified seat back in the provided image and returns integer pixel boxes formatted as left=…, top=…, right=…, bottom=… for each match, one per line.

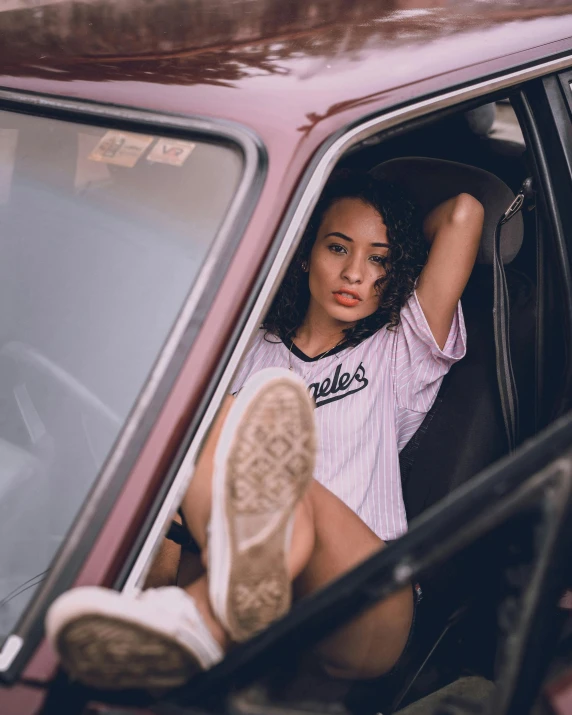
left=369, top=157, right=529, bottom=520
left=370, top=157, right=523, bottom=264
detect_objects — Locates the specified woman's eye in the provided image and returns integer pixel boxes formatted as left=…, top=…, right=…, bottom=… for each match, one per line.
left=328, top=244, right=346, bottom=254
left=371, top=255, right=388, bottom=266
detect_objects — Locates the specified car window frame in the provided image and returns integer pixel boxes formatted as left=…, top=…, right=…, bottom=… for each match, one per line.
left=108, top=57, right=572, bottom=714
left=119, top=54, right=572, bottom=611
left=531, top=69, right=572, bottom=417
left=0, top=90, right=267, bottom=681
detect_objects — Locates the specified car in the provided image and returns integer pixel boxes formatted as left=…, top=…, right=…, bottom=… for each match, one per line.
left=2, top=0, right=572, bottom=713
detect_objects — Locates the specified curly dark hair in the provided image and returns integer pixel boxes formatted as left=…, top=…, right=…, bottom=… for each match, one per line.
left=262, top=169, right=428, bottom=347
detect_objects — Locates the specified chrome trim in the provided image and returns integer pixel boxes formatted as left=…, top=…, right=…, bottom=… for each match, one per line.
left=0, top=637, right=23, bottom=671
left=0, top=89, right=265, bottom=675
left=124, top=50, right=572, bottom=593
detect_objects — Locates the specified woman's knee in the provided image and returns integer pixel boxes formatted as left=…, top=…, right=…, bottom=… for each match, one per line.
left=315, top=586, right=414, bottom=681
left=318, top=632, right=408, bottom=681
left=318, top=631, right=407, bottom=681
left=322, top=658, right=396, bottom=681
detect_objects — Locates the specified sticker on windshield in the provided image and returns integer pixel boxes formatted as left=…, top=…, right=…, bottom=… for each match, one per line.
left=147, top=138, right=196, bottom=167
left=76, top=133, right=112, bottom=191
left=89, top=130, right=154, bottom=168
left=0, top=128, right=18, bottom=206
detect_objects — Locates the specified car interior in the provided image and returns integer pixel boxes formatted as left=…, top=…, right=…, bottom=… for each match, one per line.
left=154, top=94, right=572, bottom=715
left=332, top=98, right=544, bottom=712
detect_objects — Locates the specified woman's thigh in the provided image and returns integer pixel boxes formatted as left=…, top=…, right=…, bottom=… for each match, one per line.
left=295, top=480, right=414, bottom=680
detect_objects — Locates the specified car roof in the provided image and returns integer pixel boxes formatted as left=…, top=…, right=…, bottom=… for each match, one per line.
left=1, top=0, right=572, bottom=148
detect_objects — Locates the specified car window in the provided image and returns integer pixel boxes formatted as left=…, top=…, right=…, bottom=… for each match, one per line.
left=0, top=110, right=242, bottom=637
left=488, top=99, right=525, bottom=148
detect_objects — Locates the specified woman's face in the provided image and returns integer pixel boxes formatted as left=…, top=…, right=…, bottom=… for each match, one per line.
left=306, top=197, right=390, bottom=327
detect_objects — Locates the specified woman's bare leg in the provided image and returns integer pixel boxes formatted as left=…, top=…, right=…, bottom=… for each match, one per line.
left=296, top=480, right=413, bottom=679
left=180, top=395, right=235, bottom=551
left=144, top=535, right=181, bottom=588
left=178, top=394, right=412, bottom=679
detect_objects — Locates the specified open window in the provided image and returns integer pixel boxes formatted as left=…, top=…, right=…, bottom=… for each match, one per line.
left=70, top=80, right=572, bottom=715
left=342, top=99, right=541, bottom=522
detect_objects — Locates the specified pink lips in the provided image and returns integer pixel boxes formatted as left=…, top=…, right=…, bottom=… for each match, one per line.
left=333, top=290, right=361, bottom=307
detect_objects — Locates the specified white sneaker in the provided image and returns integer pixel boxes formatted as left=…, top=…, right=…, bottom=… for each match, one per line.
left=45, top=586, right=223, bottom=690
left=208, top=367, right=316, bottom=642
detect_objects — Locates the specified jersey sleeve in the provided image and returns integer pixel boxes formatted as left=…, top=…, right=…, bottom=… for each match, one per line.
left=392, top=290, right=466, bottom=416
left=230, top=360, right=251, bottom=395
left=229, top=329, right=275, bottom=395
left=230, top=344, right=257, bottom=395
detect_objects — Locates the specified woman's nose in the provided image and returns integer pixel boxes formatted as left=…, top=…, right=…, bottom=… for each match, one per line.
left=341, top=256, right=364, bottom=284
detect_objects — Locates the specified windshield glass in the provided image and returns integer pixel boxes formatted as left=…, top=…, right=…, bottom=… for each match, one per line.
left=0, top=110, right=243, bottom=637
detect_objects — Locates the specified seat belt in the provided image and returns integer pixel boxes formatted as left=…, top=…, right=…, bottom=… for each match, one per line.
left=534, top=193, right=543, bottom=433
left=494, top=177, right=533, bottom=452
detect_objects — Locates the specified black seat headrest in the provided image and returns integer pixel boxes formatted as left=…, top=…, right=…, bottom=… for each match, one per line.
left=370, top=157, right=523, bottom=265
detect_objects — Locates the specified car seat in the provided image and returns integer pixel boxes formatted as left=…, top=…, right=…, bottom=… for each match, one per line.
left=169, top=157, right=532, bottom=556
left=358, top=157, right=535, bottom=711
left=369, top=157, right=530, bottom=517
left=156, top=158, right=533, bottom=714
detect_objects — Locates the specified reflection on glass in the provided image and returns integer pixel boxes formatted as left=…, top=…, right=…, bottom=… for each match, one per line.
left=0, top=110, right=242, bottom=636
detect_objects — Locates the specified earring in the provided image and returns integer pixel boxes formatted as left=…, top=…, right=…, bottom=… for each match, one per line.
left=301, top=261, right=308, bottom=272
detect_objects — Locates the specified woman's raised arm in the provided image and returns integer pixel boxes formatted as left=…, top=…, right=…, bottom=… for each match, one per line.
left=416, top=193, right=484, bottom=349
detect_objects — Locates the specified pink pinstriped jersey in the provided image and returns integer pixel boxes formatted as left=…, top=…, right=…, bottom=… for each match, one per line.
left=231, top=291, right=466, bottom=541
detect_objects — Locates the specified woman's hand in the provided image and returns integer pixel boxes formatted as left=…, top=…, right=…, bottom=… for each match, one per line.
left=416, top=193, right=484, bottom=349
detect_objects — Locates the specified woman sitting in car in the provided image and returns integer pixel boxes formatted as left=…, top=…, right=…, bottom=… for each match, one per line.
left=46, top=170, right=483, bottom=690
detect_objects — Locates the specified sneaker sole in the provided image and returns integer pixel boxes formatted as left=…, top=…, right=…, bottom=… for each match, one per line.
left=209, top=369, right=315, bottom=642
left=55, top=614, right=201, bottom=690
left=46, top=586, right=221, bottom=690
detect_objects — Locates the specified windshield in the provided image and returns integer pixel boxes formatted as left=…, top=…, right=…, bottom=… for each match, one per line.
left=0, top=111, right=243, bottom=637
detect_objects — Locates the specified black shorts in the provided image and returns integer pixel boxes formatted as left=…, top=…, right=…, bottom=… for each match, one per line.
left=384, top=581, right=423, bottom=678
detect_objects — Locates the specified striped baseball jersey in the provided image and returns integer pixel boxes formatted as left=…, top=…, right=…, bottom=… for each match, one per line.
left=231, top=291, right=466, bottom=541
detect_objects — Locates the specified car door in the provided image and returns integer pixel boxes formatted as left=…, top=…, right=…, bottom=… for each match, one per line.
left=155, top=412, right=572, bottom=715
